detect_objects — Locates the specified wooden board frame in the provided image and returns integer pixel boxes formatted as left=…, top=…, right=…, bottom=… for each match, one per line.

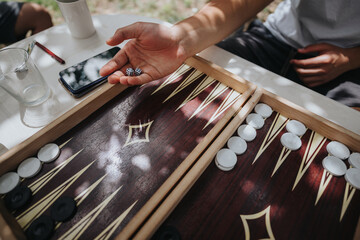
left=0, top=83, right=128, bottom=176
left=0, top=56, right=256, bottom=240
left=133, top=88, right=360, bottom=239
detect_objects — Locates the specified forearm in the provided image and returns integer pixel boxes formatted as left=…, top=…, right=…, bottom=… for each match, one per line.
left=172, top=0, right=272, bottom=58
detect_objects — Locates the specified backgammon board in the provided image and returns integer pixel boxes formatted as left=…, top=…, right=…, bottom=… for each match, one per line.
left=0, top=56, right=254, bottom=239
left=0, top=56, right=359, bottom=240
left=138, top=89, right=360, bottom=240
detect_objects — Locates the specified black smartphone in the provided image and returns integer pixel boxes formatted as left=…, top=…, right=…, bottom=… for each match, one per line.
left=58, top=46, right=120, bottom=98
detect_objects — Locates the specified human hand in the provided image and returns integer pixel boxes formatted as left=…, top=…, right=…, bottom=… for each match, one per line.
left=290, top=43, right=359, bottom=87
left=100, top=22, right=187, bottom=85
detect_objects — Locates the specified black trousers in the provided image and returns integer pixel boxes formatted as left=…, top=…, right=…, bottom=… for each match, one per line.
left=217, top=20, right=360, bottom=108
left=0, top=2, right=24, bottom=44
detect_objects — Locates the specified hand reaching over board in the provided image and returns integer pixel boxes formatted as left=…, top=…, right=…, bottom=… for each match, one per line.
left=100, top=22, right=188, bottom=86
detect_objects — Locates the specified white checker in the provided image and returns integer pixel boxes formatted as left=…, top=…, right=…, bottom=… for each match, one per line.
left=17, top=157, right=42, bottom=178
left=237, top=124, right=257, bottom=142
left=326, top=141, right=350, bottom=160
left=254, top=103, right=273, bottom=118
left=349, top=152, right=360, bottom=169
left=0, top=172, right=20, bottom=194
left=37, top=143, right=60, bottom=163
left=286, top=120, right=306, bottom=136
left=246, top=113, right=265, bottom=130
left=345, top=168, right=360, bottom=190
left=280, top=132, right=302, bottom=151
left=215, top=148, right=237, bottom=171
left=215, top=159, right=234, bottom=171
left=227, top=136, right=247, bottom=155
left=322, top=156, right=347, bottom=176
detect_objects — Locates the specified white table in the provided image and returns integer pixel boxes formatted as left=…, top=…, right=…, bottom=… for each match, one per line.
left=1, top=14, right=359, bottom=151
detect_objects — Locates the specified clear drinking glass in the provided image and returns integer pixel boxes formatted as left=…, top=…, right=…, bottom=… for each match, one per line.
left=0, top=48, right=50, bottom=106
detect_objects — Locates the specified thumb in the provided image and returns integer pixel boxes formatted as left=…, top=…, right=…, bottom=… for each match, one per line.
left=106, top=22, right=142, bottom=46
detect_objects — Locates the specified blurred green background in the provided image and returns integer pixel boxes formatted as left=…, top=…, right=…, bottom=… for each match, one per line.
left=13, top=0, right=280, bottom=25
left=19, top=0, right=207, bottom=25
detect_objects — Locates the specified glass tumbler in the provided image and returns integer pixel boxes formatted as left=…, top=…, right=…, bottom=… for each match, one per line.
left=0, top=48, right=50, bottom=106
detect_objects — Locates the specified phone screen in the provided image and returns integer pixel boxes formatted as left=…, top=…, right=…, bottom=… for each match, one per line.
left=59, top=46, right=120, bottom=97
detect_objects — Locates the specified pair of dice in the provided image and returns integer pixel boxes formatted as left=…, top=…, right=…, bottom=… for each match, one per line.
left=126, top=67, right=142, bottom=76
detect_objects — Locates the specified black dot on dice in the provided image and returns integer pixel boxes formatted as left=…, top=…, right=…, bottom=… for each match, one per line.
left=135, top=68, right=142, bottom=76
left=26, top=215, right=54, bottom=240
left=126, top=68, right=135, bottom=76
left=4, top=185, right=32, bottom=210
left=50, top=196, right=77, bottom=222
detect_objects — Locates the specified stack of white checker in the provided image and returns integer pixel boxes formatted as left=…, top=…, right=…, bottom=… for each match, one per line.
left=0, top=143, right=60, bottom=194
left=323, top=141, right=360, bottom=189
left=276, top=115, right=360, bottom=189
left=280, top=119, right=307, bottom=151
left=215, top=103, right=272, bottom=171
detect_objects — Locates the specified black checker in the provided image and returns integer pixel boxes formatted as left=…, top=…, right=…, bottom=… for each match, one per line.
left=4, top=185, right=32, bottom=210
left=50, top=196, right=77, bottom=222
left=153, top=225, right=181, bottom=240
left=26, top=215, right=54, bottom=240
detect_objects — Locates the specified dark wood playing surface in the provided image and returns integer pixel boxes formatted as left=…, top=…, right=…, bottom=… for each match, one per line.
left=10, top=66, right=241, bottom=239
left=155, top=111, right=360, bottom=240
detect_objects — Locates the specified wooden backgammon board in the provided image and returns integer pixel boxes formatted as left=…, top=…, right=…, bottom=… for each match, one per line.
left=0, top=55, right=359, bottom=240
left=0, top=56, right=255, bottom=239
left=137, top=89, right=360, bottom=240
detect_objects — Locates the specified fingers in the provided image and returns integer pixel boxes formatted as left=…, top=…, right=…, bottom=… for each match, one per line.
left=294, top=66, right=326, bottom=86
left=290, top=55, right=331, bottom=68
left=107, top=70, right=123, bottom=84
left=101, top=47, right=154, bottom=85
left=297, top=43, right=332, bottom=54
left=101, top=23, right=145, bottom=80
left=116, top=74, right=152, bottom=86
left=100, top=49, right=129, bottom=77
left=293, top=67, right=326, bottom=76
left=107, top=62, right=135, bottom=85
left=293, top=65, right=332, bottom=87
left=106, top=23, right=142, bottom=46
left=293, top=63, right=330, bottom=86
left=107, top=65, right=154, bottom=86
